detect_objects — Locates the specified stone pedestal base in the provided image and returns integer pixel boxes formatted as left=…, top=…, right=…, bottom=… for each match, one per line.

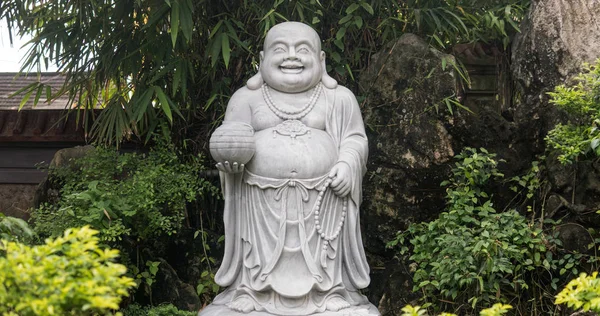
left=198, top=303, right=380, bottom=316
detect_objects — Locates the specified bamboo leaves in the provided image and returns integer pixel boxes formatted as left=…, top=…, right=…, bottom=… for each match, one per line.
left=1, top=0, right=530, bottom=145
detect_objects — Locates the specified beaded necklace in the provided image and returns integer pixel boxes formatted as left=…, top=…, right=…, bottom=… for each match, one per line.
left=261, top=82, right=323, bottom=120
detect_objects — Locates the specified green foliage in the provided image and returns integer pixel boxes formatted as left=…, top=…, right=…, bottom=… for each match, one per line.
left=555, top=272, right=600, bottom=313
left=479, top=303, right=513, bottom=316
left=0, top=213, right=34, bottom=243
left=509, top=158, right=544, bottom=201
left=401, top=303, right=512, bottom=316
left=121, top=304, right=196, bottom=316
left=389, top=148, right=545, bottom=313
left=30, top=139, right=219, bottom=304
left=398, top=0, right=529, bottom=49
left=196, top=269, right=220, bottom=303
left=389, top=148, right=600, bottom=314
left=130, top=260, right=161, bottom=300
left=32, top=139, right=216, bottom=243
left=546, top=59, right=600, bottom=164
left=401, top=305, right=428, bottom=316
left=2, top=0, right=529, bottom=145
left=0, top=226, right=136, bottom=316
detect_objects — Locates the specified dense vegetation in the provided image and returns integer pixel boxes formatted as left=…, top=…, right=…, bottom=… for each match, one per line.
left=387, top=59, right=600, bottom=315
left=6, top=1, right=600, bottom=316
left=1, top=0, right=528, bottom=147
left=0, top=226, right=136, bottom=315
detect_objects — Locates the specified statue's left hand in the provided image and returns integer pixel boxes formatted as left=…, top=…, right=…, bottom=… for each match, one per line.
left=329, top=163, right=352, bottom=197
left=216, top=161, right=245, bottom=173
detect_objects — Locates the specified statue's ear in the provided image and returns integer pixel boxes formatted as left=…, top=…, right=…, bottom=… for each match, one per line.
left=247, top=51, right=265, bottom=90
left=320, top=51, right=337, bottom=89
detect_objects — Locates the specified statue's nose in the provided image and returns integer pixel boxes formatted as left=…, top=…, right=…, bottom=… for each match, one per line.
left=287, top=47, right=298, bottom=60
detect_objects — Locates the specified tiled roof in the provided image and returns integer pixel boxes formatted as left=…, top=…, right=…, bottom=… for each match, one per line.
left=0, top=109, right=89, bottom=142
left=0, top=72, right=71, bottom=109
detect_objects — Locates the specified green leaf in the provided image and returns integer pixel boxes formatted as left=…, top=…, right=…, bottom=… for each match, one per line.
left=221, top=33, right=231, bottom=69
left=336, top=27, right=346, bottom=40
left=354, top=15, right=363, bottom=28
left=338, top=15, right=353, bottom=25
left=360, top=2, right=374, bottom=15
left=210, top=33, right=223, bottom=67
left=170, top=1, right=180, bottom=47
left=346, top=3, right=359, bottom=14
left=19, top=87, right=35, bottom=110
left=154, top=86, right=173, bottom=123
left=179, top=0, right=193, bottom=41
left=33, top=84, right=43, bottom=107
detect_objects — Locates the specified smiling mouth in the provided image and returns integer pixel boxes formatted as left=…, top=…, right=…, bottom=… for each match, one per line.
left=280, top=64, right=304, bottom=74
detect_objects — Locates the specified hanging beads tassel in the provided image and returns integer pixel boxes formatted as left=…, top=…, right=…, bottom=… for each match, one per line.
left=315, top=177, right=348, bottom=269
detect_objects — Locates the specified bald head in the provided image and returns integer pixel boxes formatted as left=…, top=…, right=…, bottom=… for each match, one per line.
left=264, top=22, right=322, bottom=52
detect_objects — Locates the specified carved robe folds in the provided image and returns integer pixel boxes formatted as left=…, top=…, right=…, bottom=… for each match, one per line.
left=209, top=87, right=371, bottom=315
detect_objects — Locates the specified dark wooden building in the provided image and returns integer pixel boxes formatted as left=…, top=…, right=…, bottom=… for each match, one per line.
left=0, top=72, right=87, bottom=219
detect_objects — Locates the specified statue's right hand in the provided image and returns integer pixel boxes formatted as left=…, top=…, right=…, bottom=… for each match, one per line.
left=216, top=161, right=245, bottom=174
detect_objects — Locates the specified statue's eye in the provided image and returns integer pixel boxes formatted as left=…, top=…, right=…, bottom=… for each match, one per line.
left=274, top=47, right=286, bottom=53
left=297, top=47, right=310, bottom=53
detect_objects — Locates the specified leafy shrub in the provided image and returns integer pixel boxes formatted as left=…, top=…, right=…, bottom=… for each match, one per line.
left=121, top=303, right=196, bottom=316
left=401, top=303, right=512, bottom=316
left=546, top=59, right=600, bottom=164
left=32, top=140, right=216, bottom=243
left=555, top=272, right=600, bottom=313
left=0, top=213, right=34, bottom=243
left=389, top=148, right=600, bottom=314
left=389, top=148, right=546, bottom=313
left=30, top=139, right=219, bottom=304
left=0, top=226, right=135, bottom=315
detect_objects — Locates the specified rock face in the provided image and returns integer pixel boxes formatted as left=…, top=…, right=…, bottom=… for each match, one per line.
left=359, top=33, right=458, bottom=314
left=152, top=258, right=203, bottom=311
left=511, top=0, right=600, bottom=127
left=511, top=0, right=600, bottom=278
left=360, top=33, right=456, bottom=238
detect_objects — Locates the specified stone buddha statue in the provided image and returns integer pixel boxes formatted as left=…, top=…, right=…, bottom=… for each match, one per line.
left=201, top=21, right=380, bottom=316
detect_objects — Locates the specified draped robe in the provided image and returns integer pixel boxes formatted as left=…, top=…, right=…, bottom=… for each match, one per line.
left=210, top=86, right=370, bottom=315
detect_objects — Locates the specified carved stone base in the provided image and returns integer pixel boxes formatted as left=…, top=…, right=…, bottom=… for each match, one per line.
left=198, top=303, right=381, bottom=316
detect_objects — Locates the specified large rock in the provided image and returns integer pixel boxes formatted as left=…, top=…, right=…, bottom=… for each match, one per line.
left=511, top=0, right=600, bottom=130
left=511, top=0, right=600, bottom=264
left=360, top=33, right=456, bottom=241
left=152, top=258, right=202, bottom=311
left=359, top=34, right=458, bottom=313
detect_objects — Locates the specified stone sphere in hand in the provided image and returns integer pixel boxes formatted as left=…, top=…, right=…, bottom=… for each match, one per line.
left=209, top=121, right=256, bottom=165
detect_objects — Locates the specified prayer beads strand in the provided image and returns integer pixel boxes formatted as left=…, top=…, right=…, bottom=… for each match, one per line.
left=314, top=177, right=347, bottom=250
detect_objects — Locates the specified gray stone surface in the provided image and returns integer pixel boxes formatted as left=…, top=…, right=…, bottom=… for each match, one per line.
left=511, top=0, right=600, bottom=134
left=199, top=303, right=380, bottom=316
left=203, top=22, right=379, bottom=316
left=358, top=33, right=458, bottom=315
left=512, top=0, right=600, bottom=101
left=0, top=184, right=36, bottom=220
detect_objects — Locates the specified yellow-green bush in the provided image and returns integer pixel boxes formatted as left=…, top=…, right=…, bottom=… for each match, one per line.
left=555, top=272, right=600, bottom=313
left=401, top=303, right=512, bottom=316
left=0, top=226, right=136, bottom=315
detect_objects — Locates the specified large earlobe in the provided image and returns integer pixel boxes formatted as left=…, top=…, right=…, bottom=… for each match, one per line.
left=320, top=51, right=338, bottom=89
left=247, top=52, right=265, bottom=90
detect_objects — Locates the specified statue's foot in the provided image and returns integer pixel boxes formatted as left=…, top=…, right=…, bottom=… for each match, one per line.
left=227, top=295, right=256, bottom=313
left=325, top=296, right=351, bottom=312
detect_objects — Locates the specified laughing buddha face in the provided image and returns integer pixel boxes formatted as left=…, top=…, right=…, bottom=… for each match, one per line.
left=259, top=22, right=325, bottom=93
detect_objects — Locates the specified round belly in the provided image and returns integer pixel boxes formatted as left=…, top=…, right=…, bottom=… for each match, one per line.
left=246, top=128, right=337, bottom=179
